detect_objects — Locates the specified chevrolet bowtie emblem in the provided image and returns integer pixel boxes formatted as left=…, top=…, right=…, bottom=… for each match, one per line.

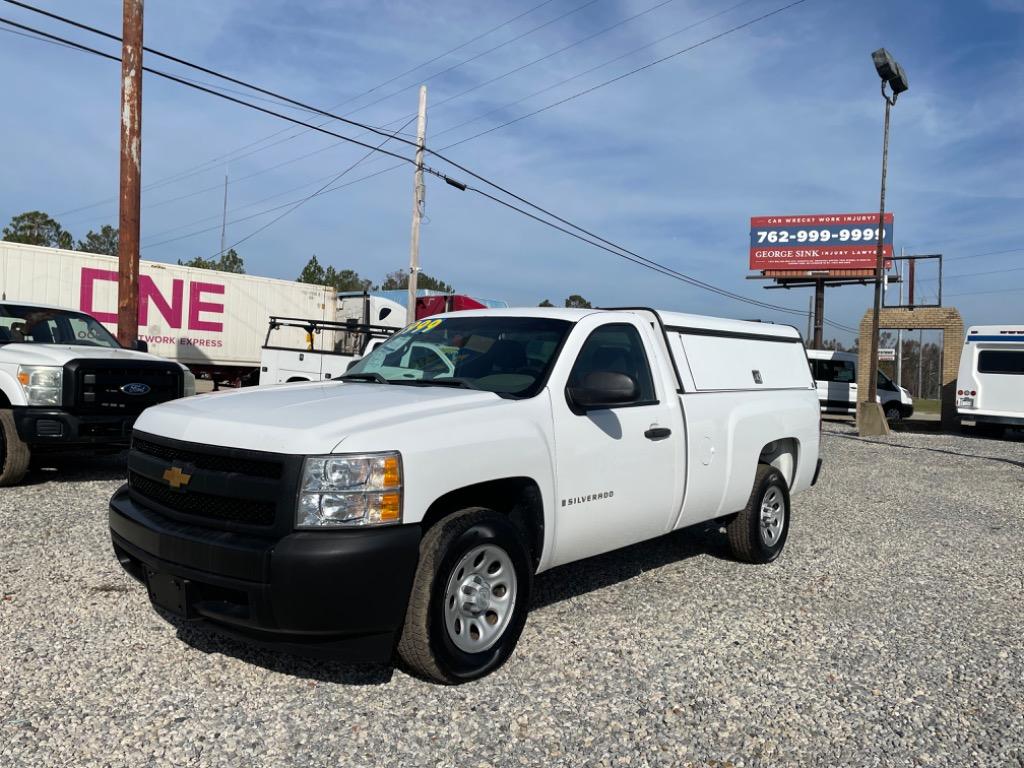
left=162, top=466, right=191, bottom=490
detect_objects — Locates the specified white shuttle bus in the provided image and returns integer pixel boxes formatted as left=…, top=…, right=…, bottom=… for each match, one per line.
left=956, top=325, right=1024, bottom=434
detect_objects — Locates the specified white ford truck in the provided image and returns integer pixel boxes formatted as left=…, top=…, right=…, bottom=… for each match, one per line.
left=108, top=308, right=822, bottom=682
left=1, top=301, right=195, bottom=486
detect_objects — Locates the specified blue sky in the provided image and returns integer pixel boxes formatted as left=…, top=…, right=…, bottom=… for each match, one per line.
left=1, top=0, right=1022, bottom=343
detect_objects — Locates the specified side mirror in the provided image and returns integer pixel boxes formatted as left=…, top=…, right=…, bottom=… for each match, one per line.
left=134, top=339, right=149, bottom=353
left=567, top=371, right=637, bottom=411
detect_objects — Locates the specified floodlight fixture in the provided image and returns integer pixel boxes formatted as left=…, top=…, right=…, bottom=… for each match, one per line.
left=872, top=48, right=909, bottom=98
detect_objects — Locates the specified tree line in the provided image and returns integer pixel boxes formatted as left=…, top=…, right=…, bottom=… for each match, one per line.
left=2, top=209, right=592, bottom=306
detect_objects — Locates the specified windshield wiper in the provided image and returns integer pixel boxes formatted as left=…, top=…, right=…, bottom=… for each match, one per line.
left=395, top=377, right=480, bottom=390
left=338, top=372, right=390, bottom=384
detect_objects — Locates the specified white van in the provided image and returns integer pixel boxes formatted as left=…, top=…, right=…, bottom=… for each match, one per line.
left=806, top=349, right=913, bottom=421
left=956, top=325, right=1024, bottom=433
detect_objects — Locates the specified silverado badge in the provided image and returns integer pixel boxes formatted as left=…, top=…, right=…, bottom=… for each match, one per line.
left=162, top=466, right=191, bottom=490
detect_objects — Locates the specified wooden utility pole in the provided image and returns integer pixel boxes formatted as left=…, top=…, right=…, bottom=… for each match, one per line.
left=219, top=173, right=229, bottom=258
left=117, top=0, right=144, bottom=347
left=406, top=85, right=427, bottom=321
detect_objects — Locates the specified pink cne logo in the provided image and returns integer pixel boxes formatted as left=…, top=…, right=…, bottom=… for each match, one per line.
left=79, top=267, right=225, bottom=332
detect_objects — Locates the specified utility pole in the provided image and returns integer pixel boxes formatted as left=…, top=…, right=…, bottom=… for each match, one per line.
left=813, top=279, right=825, bottom=349
left=806, top=294, right=813, bottom=344
left=895, top=247, right=903, bottom=386
left=116, top=0, right=144, bottom=347
left=406, top=85, right=427, bottom=321
left=219, top=172, right=229, bottom=258
left=921, top=329, right=929, bottom=399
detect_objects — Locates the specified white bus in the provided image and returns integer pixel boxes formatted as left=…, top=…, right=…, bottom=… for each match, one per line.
left=956, top=325, right=1024, bottom=434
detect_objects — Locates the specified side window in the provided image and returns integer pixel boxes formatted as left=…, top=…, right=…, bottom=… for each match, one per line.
left=820, top=360, right=855, bottom=383
left=569, top=324, right=656, bottom=404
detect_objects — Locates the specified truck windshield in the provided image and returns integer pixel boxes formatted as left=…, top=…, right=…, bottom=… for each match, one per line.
left=0, top=304, right=121, bottom=348
left=344, top=316, right=572, bottom=397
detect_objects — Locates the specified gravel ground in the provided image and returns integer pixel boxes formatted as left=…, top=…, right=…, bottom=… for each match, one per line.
left=2, top=425, right=1023, bottom=768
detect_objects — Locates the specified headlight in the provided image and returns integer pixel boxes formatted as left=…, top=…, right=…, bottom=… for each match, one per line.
left=17, top=365, right=63, bottom=406
left=297, top=452, right=402, bottom=528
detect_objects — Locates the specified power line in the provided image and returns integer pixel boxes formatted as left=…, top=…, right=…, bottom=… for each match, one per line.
left=465, top=183, right=855, bottom=330
left=140, top=163, right=407, bottom=251
left=946, top=286, right=1024, bottom=298
left=946, top=246, right=1024, bottom=262
left=329, top=0, right=601, bottom=120
left=211, top=115, right=418, bottom=260
left=29, top=0, right=564, bottom=215
left=3, top=4, right=831, bottom=325
left=441, top=0, right=811, bottom=149
left=426, top=0, right=760, bottom=144
left=15, top=0, right=773, bottom=222
left=40, top=0, right=766, bottom=240
left=0, top=15, right=451, bottom=177
left=58, top=0, right=703, bottom=229
left=131, top=0, right=750, bottom=249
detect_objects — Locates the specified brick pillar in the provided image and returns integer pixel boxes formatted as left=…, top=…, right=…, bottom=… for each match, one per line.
left=857, top=307, right=964, bottom=431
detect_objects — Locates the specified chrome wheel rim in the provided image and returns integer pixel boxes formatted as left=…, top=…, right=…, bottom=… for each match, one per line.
left=443, top=544, right=518, bottom=653
left=759, top=485, right=785, bottom=547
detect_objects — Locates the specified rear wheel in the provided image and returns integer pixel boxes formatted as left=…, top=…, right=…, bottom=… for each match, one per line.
left=727, top=464, right=790, bottom=564
left=0, top=410, right=31, bottom=486
left=397, top=508, right=532, bottom=684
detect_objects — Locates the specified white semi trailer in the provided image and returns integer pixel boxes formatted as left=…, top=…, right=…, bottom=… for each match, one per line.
left=0, top=241, right=333, bottom=385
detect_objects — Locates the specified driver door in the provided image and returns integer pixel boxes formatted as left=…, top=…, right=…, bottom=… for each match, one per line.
left=548, top=318, right=679, bottom=567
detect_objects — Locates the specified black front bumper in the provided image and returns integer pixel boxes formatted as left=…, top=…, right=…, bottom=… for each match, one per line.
left=13, top=406, right=137, bottom=448
left=109, top=486, right=422, bottom=661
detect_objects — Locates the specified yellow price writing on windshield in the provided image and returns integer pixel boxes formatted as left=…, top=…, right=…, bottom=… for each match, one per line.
left=400, top=318, right=443, bottom=334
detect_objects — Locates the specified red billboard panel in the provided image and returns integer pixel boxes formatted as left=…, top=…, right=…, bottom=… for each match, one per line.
left=749, top=213, right=893, bottom=271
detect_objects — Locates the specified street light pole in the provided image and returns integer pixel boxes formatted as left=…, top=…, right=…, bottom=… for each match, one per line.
left=859, top=48, right=908, bottom=437
left=865, top=83, right=892, bottom=408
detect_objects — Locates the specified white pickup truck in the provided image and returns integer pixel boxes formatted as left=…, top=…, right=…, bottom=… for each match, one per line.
left=108, top=307, right=822, bottom=682
left=1, top=301, right=195, bottom=486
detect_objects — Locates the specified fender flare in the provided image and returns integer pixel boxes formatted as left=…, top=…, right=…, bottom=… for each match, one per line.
left=0, top=370, right=27, bottom=407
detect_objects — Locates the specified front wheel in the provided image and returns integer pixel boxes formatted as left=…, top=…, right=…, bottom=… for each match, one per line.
left=0, top=410, right=31, bottom=486
left=884, top=403, right=903, bottom=423
left=727, top=464, right=790, bottom=564
left=397, top=508, right=532, bottom=684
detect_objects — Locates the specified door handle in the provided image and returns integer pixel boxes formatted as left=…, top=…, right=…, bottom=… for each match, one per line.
left=644, top=427, right=671, bottom=440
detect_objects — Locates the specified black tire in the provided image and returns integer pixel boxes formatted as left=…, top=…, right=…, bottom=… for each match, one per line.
left=397, top=508, right=532, bottom=684
left=884, top=404, right=903, bottom=423
left=0, top=409, right=31, bottom=487
left=727, top=464, right=790, bottom=564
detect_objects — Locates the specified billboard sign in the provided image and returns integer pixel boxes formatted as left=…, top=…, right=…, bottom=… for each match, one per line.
left=749, top=213, right=893, bottom=271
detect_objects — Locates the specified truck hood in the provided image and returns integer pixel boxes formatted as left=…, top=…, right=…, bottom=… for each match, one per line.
left=135, top=381, right=503, bottom=454
left=1, top=343, right=173, bottom=366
